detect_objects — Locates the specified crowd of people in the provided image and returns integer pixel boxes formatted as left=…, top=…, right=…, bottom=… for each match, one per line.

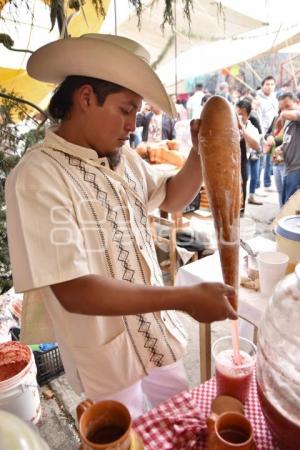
left=132, top=76, right=300, bottom=212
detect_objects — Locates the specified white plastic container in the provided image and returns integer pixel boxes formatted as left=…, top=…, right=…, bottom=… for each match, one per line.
left=276, top=215, right=300, bottom=272
left=256, top=263, right=300, bottom=449
left=0, top=342, right=41, bottom=424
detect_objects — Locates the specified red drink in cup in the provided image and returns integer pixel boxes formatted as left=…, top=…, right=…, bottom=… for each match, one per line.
left=212, top=336, right=256, bottom=404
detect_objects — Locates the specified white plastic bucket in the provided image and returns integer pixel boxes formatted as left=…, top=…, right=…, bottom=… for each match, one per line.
left=0, top=341, right=41, bottom=424
left=276, top=215, right=300, bottom=273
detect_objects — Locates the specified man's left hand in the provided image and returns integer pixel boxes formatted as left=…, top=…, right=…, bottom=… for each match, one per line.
left=190, top=119, right=201, bottom=152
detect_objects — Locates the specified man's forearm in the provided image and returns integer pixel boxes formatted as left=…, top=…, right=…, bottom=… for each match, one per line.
left=242, top=129, right=259, bottom=150
left=160, top=148, right=203, bottom=212
left=51, top=274, right=184, bottom=316
left=281, top=110, right=300, bottom=122
left=51, top=274, right=238, bottom=323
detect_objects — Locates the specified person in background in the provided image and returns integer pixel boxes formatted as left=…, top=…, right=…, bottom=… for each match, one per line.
left=242, top=94, right=263, bottom=135
left=217, top=81, right=232, bottom=103
left=169, top=94, right=188, bottom=121
left=186, top=83, right=205, bottom=119
left=236, top=99, right=261, bottom=211
left=175, top=98, right=188, bottom=121
left=174, top=93, right=213, bottom=153
left=137, top=104, right=176, bottom=143
left=231, top=89, right=241, bottom=105
left=256, top=76, right=278, bottom=192
left=130, top=102, right=151, bottom=148
left=275, top=92, right=300, bottom=205
left=276, top=82, right=292, bottom=98
left=247, top=96, right=264, bottom=202
left=264, top=110, right=284, bottom=207
left=201, top=93, right=212, bottom=108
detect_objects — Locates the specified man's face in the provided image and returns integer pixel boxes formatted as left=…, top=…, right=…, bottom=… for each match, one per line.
left=151, top=105, right=162, bottom=115
left=262, top=79, right=276, bottom=96
left=279, top=96, right=297, bottom=111
left=236, top=106, right=249, bottom=125
left=85, top=88, right=142, bottom=156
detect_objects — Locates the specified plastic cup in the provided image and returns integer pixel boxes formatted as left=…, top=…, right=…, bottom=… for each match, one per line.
left=257, top=251, right=289, bottom=297
left=212, top=336, right=256, bottom=404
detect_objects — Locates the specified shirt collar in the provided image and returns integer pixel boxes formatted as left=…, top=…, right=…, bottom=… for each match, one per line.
left=43, top=127, right=108, bottom=164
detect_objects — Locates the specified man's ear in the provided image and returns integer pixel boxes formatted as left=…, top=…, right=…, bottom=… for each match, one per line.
left=75, top=84, right=96, bottom=111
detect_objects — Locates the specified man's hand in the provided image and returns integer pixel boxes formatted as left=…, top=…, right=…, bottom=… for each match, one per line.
left=51, top=274, right=238, bottom=324
left=266, top=135, right=275, bottom=146
left=236, top=114, right=245, bottom=139
left=274, top=115, right=285, bottom=134
left=190, top=119, right=201, bottom=151
left=183, top=282, right=238, bottom=323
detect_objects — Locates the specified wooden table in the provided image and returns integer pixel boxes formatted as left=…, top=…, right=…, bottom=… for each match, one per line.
left=175, top=236, right=276, bottom=382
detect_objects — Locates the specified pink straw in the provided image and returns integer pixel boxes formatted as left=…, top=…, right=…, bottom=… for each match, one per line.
left=230, top=320, right=241, bottom=364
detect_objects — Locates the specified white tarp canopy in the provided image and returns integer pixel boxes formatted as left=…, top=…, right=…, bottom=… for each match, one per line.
left=101, top=0, right=266, bottom=70
left=157, top=23, right=300, bottom=88
left=102, top=0, right=300, bottom=89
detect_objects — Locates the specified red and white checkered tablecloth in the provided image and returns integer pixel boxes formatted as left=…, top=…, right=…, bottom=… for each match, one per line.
left=133, top=375, right=279, bottom=450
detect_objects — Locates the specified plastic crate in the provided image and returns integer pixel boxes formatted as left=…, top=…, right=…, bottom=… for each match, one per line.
left=33, top=346, right=65, bottom=386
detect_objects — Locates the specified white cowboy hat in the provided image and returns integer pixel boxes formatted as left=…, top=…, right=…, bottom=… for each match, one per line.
left=27, top=33, right=176, bottom=118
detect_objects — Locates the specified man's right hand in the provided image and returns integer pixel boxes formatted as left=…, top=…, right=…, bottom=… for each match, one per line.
left=52, top=275, right=238, bottom=323
left=183, top=282, right=238, bottom=323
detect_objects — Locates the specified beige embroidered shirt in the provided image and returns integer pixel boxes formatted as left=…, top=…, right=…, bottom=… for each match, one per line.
left=6, top=129, right=187, bottom=398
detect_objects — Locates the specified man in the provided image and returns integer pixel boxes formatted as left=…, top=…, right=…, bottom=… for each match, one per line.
left=256, top=76, right=278, bottom=191
left=186, top=83, right=205, bottom=119
left=136, top=104, right=176, bottom=143
left=236, top=99, right=261, bottom=211
left=276, top=92, right=300, bottom=204
left=217, top=81, right=232, bottom=103
left=5, top=35, right=236, bottom=419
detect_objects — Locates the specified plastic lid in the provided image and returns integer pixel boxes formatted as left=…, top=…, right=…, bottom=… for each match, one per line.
left=276, top=215, right=300, bottom=241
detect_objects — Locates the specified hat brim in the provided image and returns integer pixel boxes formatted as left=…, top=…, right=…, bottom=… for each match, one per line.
left=27, top=37, right=176, bottom=118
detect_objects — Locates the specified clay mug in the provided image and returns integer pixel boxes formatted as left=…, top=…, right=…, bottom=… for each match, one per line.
left=76, top=399, right=144, bottom=450
left=207, top=411, right=255, bottom=450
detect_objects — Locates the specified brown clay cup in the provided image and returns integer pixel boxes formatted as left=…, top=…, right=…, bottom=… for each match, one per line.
left=207, top=411, right=255, bottom=450
left=77, top=399, right=140, bottom=450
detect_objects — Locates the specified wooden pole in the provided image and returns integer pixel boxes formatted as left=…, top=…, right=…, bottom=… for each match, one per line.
left=174, top=0, right=178, bottom=98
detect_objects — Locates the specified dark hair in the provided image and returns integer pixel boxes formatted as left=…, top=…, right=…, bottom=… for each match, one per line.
left=201, top=94, right=212, bottom=106
left=278, top=91, right=296, bottom=102
left=261, top=75, right=276, bottom=86
left=48, top=76, right=126, bottom=120
left=242, top=96, right=254, bottom=104
left=195, top=83, right=203, bottom=90
left=236, top=99, right=252, bottom=115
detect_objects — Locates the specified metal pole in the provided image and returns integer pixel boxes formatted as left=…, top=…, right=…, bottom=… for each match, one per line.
left=114, top=0, right=118, bottom=36
left=174, top=0, right=178, bottom=98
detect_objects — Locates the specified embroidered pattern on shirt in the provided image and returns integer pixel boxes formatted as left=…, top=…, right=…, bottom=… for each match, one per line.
left=67, top=158, right=168, bottom=366
left=67, top=155, right=136, bottom=282
left=137, top=314, right=164, bottom=366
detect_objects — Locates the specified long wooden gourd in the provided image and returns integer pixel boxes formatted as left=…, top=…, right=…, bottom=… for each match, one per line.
left=198, top=96, right=241, bottom=309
